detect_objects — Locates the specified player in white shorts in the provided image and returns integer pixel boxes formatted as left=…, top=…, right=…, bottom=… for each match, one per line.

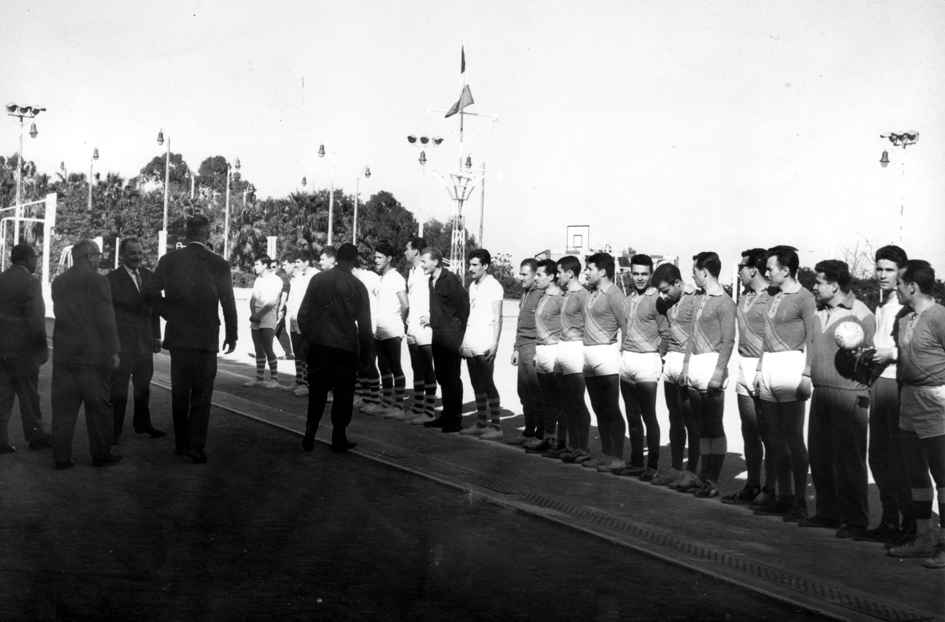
left=527, top=259, right=567, bottom=454
left=753, top=245, right=816, bottom=522
left=554, top=255, right=593, bottom=464
left=618, top=254, right=664, bottom=480
left=582, top=252, right=627, bottom=474
left=722, top=248, right=773, bottom=507
left=683, top=251, right=736, bottom=498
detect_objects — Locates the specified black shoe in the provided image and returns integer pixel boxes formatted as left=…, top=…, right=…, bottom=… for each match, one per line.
left=797, top=515, right=843, bottom=529
left=92, top=454, right=122, bottom=467
left=28, top=436, right=52, bottom=450
left=423, top=417, right=447, bottom=429
left=136, top=427, right=166, bottom=439
left=186, top=449, right=207, bottom=464
left=781, top=504, right=809, bottom=523
left=330, top=441, right=357, bottom=452
left=54, top=459, right=75, bottom=470
left=855, top=522, right=900, bottom=543
left=836, top=524, right=868, bottom=539
left=0, top=443, right=15, bottom=454
left=754, top=497, right=794, bottom=516
left=302, top=436, right=315, bottom=452
left=525, top=439, right=552, bottom=454
left=721, top=485, right=761, bottom=505
left=441, top=423, right=462, bottom=434
left=615, top=465, right=646, bottom=477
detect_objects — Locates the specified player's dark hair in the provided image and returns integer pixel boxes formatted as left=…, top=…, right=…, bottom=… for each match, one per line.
left=692, top=251, right=722, bottom=278
left=520, top=258, right=538, bottom=273
left=814, top=259, right=852, bottom=293
left=652, top=263, right=682, bottom=287
left=630, top=254, right=653, bottom=270
left=741, top=248, right=768, bottom=273
left=556, top=255, right=582, bottom=279
left=536, top=259, right=558, bottom=278
left=766, top=245, right=800, bottom=278
left=469, top=248, right=492, bottom=266
left=875, top=245, right=908, bottom=269
left=902, top=260, right=936, bottom=295
left=586, top=252, right=615, bottom=280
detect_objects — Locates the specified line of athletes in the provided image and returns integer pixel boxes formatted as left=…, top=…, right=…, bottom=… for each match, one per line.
left=280, top=239, right=944, bottom=570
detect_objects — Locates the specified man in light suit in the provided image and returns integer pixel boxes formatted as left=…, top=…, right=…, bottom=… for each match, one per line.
left=108, top=237, right=164, bottom=442
left=145, top=216, right=237, bottom=464
left=0, top=244, right=51, bottom=453
left=51, top=240, right=121, bottom=469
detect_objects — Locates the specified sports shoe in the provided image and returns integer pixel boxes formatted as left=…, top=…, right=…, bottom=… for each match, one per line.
left=694, top=480, right=720, bottom=498
left=650, top=468, right=682, bottom=486
left=524, top=438, right=551, bottom=453
left=889, top=521, right=938, bottom=558
left=581, top=457, right=605, bottom=470
left=262, top=380, right=283, bottom=389
left=480, top=427, right=504, bottom=441
left=614, top=465, right=646, bottom=477
left=292, top=385, right=309, bottom=397
left=459, top=424, right=487, bottom=437
left=243, top=378, right=263, bottom=387
left=407, top=413, right=434, bottom=425
left=669, top=470, right=702, bottom=492
left=749, top=487, right=776, bottom=509
left=597, top=458, right=627, bottom=473
left=359, top=403, right=386, bottom=416
left=721, top=485, right=761, bottom=505
left=923, top=547, right=945, bottom=569
left=639, top=467, right=658, bottom=482
left=383, top=408, right=410, bottom=421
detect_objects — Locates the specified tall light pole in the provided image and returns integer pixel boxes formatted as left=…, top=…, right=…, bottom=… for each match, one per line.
left=352, top=166, right=372, bottom=244
left=879, top=131, right=919, bottom=244
left=407, top=135, right=444, bottom=238
left=87, top=147, right=99, bottom=211
left=5, top=103, right=45, bottom=244
left=156, top=129, right=171, bottom=234
left=317, top=144, right=335, bottom=246
left=224, top=157, right=241, bottom=260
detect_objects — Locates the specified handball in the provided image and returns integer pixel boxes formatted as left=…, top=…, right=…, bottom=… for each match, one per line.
left=834, top=321, right=865, bottom=350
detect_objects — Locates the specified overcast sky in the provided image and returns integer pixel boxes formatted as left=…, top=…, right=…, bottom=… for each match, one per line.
left=4, top=0, right=944, bottom=278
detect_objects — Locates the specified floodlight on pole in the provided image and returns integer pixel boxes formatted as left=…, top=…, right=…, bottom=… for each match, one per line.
left=88, top=147, right=99, bottom=211
left=352, top=165, right=373, bottom=244
left=879, top=131, right=919, bottom=243
left=6, top=102, right=45, bottom=245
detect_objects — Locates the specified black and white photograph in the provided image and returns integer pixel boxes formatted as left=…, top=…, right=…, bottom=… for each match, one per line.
left=1, top=1, right=944, bottom=620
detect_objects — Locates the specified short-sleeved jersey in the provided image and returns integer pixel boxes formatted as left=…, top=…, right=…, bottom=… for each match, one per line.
left=375, top=269, right=407, bottom=339
left=462, top=273, right=505, bottom=354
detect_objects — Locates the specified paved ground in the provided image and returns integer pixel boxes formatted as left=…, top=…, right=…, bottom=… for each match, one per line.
left=0, top=368, right=823, bottom=622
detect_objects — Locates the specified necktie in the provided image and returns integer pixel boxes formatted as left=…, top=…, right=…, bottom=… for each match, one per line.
left=132, top=270, right=141, bottom=292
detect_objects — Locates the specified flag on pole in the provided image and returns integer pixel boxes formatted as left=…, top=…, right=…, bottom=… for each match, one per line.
left=461, top=45, right=466, bottom=74
left=445, top=84, right=474, bottom=118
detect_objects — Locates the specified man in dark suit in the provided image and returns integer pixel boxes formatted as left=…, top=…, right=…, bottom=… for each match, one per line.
left=297, top=243, right=373, bottom=453
left=0, top=244, right=52, bottom=453
left=420, top=247, right=469, bottom=433
left=51, top=240, right=121, bottom=469
left=145, top=216, right=237, bottom=464
left=108, top=237, right=164, bottom=441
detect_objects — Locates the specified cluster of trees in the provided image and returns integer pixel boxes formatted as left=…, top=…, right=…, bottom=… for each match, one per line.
left=0, top=153, right=477, bottom=283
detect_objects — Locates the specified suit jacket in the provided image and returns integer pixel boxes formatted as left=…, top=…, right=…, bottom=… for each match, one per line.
left=0, top=264, right=47, bottom=369
left=297, top=266, right=374, bottom=367
left=146, top=243, right=237, bottom=352
left=52, top=265, right=120, bottom=368
left=429, top=269, right=469, bottom=351
left=107, top=266, right=161, bottom=355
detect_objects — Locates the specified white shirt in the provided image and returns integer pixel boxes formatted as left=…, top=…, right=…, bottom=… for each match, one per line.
left=406, top=264, right=432, bottom=346
left=461, top=273, right=505, bottom=356
left=354, top=268, right=381, bottom=333
left=375, top=269, right=407, bottom=339
left=123, top=265, right=141, bottom=292
left=250, top=271, right=285, bottom=330
left=874, top=289, right=903, bottom=379
left=286, top=267, right=318, bottom=333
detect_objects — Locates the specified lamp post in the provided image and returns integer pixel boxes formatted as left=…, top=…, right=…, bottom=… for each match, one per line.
left=352, top=166, right=372, bottom=244
left=879, top=131, right=919, bottom=244
left=317, top=144, right=335, bottom=246
left=87, top=147, right=99, bottom=211
left=5, top=103, right=45, bottom=244
left=224, top=157, right=241, bottom=260
left=407, top=135, right=444, bottom=238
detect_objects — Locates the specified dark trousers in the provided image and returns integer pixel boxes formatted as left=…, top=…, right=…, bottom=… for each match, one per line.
left=275, top=317, right=293, bottom=356
left=516, top=343, right=543, bottom=436
left=621, top=380, right=660, bottom=469
left=561, top=373, right=591, bottom=451
left=665, top=383, right=697, bottom=471
left=169, top=349, right=217, bottom=452
left=432, top=342, right=463, bottom=426
left=0, top=358, right=44, bottom=445
left=376, top=337, right=406, bottom=408
left=408, top=343, right=437, bottom=416
left=808, top=387, right=869, bottom=527
left=110, top=352, right=154, bottom=439
left=467, top=354, right=500, bottom=426
left=736, top=394, right=768, bottom=490
left=305, top=345, right=357, bottom=445
left=537, top=372, right=565, bottom=442
left=51, top=363, right=111, bottom=462
left=869, top=377, right=913, bottom=525
left=586, top=374, right=624, bottom=459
